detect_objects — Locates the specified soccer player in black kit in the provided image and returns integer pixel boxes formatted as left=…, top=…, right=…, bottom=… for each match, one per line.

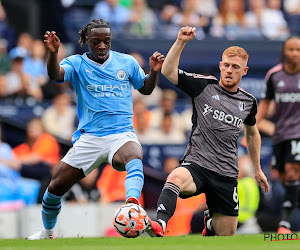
left=145, top=26, right=269, bottom=237
left=257, top=36, right=300, bottom=234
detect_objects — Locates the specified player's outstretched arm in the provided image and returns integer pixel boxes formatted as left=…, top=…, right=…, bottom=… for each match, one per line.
left=244, top=124, right=269, bottom=193
left=161, top=26, right=196, bottom=85
left=139, top=51, right=165, bottom=95
left=43, top=31, right=65, bottom=81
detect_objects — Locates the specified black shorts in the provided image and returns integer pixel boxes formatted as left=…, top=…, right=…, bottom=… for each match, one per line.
left=179, top=162, right=239, bottom=217
left=273, top=139, right=300, bottom=173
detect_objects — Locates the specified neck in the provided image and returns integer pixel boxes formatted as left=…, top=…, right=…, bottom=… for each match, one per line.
left=219, top=81, right=238, bottom=92
left=284, top=62, right=300, bottom=74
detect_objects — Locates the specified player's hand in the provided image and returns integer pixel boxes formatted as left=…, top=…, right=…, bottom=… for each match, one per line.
left=149, top=51, right=165, bottom=71
left=178, top=26, right=196, bottom=42
left=44, top=31, right=60, bottom=53
left=254, top=169, right=269, bottom=193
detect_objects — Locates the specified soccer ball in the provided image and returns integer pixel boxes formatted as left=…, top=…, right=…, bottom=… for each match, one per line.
left=113, top=203, right=149, bottom=238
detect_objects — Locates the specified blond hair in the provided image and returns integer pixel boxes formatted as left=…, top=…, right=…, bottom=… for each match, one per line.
left=222, top=46, right=249, bottom=64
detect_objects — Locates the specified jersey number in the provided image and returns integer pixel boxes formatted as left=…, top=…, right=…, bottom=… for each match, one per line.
left=291, top=140, right=300, bottom=156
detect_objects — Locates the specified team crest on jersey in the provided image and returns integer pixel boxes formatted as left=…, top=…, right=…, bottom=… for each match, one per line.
left=238, top=101, right=245, bottom=111
left=117, top=70, right=126, bottom=80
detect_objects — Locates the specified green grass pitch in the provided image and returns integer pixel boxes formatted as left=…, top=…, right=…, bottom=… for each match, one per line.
left=0, top=234, right=299, bottom=250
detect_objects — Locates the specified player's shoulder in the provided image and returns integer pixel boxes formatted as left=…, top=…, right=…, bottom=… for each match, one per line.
left=111, top=50, right=134, bottom=61
left=61, top=54, right=83, bottom=64
left=265, top=64, right=283, bottom=82
left=238, top=87, right=257, bottom=102
left=179, top=69, right=218, bottom=82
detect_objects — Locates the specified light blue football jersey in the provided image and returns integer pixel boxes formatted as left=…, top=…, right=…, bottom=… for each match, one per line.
left=60, top=51, right=146, bottom=143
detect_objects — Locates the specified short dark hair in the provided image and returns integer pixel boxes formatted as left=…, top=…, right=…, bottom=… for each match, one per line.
left=78, top=19, right=110, bottom=47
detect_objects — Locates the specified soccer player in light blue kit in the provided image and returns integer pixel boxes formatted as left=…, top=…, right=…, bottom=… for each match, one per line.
left=27, top=19, right=165, bottom=240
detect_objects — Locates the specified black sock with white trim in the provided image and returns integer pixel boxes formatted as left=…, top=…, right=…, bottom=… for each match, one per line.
left=156, top=182, right=180, bottom=227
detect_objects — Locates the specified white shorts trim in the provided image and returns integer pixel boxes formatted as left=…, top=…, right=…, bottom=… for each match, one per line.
left=61, top=132, right=141, bottom=176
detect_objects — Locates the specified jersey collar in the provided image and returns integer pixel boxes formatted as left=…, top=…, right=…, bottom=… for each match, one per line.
left=83, top=51, right=112, bottom=69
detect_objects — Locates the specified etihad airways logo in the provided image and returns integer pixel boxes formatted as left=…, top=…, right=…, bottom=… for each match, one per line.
left=202, top=104, right=243, bottom=128
left=86, top=84, right=127, bottom=97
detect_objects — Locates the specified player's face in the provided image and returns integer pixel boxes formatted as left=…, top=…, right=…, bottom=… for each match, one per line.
left=219, top=55, right=248, bottom=92
left=87, top=27, right=111, bottom=64
left=283, top=38, right=300, bottom=65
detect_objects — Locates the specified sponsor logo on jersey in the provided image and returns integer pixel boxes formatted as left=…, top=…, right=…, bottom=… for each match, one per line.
left=203, top=104, right=243, bottom=128
left=203, top=104, right=214, bottom=116
left=117, top=70, right=126, bottom=80
left=212, top=95, right=220, bottom=100
left=275, top=93, right=300, bottom=103
left=86, top=84, right=127, bottom=98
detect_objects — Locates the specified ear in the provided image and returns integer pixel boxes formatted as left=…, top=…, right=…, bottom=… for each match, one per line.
left=243, top=66, right=249, bottom=76
left=219, top=61, right=222, bottom=71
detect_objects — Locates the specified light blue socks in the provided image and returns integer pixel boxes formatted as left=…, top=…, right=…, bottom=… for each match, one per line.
left=42, top=188, right=62, bottom=230
left=125, top=159, right=144, bottom=200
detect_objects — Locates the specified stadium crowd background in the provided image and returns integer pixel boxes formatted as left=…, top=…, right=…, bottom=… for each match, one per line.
left=0, top=0, right=300, bottom=236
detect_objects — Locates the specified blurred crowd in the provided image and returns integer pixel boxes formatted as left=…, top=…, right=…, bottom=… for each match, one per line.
left=61, top=0, right=299, bottom=42
left=0, top=0, right=300, bottom=235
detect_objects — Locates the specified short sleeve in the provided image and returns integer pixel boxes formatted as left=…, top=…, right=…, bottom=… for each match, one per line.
left=177, top=69, right=218, bottom=97
left=60, top=58, right=75, bottom=84
left=129, top=57, right=146, bottom=90
left=244, top=99, right=257, bottom=126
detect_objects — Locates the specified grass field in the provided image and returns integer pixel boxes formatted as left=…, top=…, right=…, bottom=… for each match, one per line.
left=0, top=234, right=299, bottom=250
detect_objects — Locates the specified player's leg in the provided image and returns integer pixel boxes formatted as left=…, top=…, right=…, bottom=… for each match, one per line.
left=274, top=140, right=300, bottom=233
left=146, top=166, right=198, bottom=237
left=211, top=213, right=238, bottom=236
left=27, top=161, right=85, bottom=240
left=204, top=169, right=239, bottom=236
left=112, top=139, right=144, bottom=204
left=278, top=162, right=300, bottom=233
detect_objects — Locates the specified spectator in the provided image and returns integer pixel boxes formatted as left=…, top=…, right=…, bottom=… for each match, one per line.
left=8, top=32, right=32, bottom=60
left=127, top=0, right=159, bottom=39
left=159, top=4, right=180, bottom=39
left=284, top=0, right=300, bottom=36
left=0, top=118, right=60, bottom=202
left=5, top=54, right=42, bottom=101
left=90, top=0, right=130, bottom=36
left=0, top=1, right=16, bottom=51
left=23, top=40, right=48, bottom=89
left=151, top=112, right=187, bottom=144
left=210, top=0, right=247, bottom=40
left=170, top=0, right=207, bottom=40
left=150, top=89, right=185, bottom=134
left=0, top=38, right=11, bottom=75
left=246, top=0, right=290, bottom=40
left=42, top=93, right=76, bottom=141
left=133, top=98, right=153, bottom=144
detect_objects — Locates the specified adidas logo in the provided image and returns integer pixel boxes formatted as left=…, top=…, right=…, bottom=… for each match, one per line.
left=212, top=95, right=220, bottom=100
left=157, top=204, right=166, bottom=211
left=282, top=200, right=293, bottom=208
left=277, top=80, right=285, bottom=87
left=294, top=154, right=300, bottom=161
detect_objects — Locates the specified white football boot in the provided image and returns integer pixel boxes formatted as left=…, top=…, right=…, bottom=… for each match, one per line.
left=26, top=229, right=55, bottom=240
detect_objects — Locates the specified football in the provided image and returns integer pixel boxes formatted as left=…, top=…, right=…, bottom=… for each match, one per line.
left=113, top=203, right=149, bottom=238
